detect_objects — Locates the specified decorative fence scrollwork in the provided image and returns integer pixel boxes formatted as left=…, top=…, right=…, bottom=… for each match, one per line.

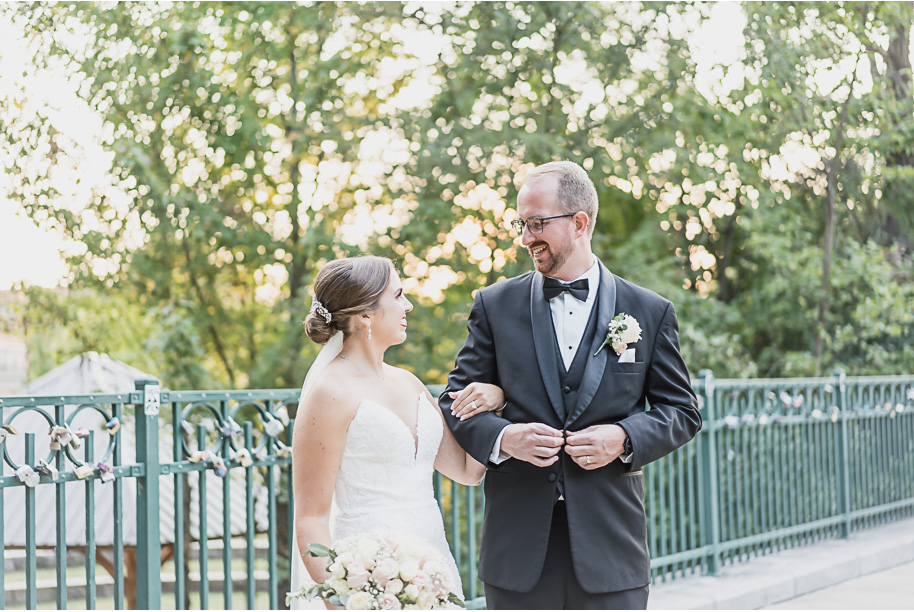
left=1, top=373, right=913, bottom=610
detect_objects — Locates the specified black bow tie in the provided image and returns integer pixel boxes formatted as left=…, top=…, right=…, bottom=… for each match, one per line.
left=543, top=277, right=589, bottom=301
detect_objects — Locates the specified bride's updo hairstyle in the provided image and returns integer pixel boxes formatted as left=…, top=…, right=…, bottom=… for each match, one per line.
left=304, top=255, right=395, bottom=345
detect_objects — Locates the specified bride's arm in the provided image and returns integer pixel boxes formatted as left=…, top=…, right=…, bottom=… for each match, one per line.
left=292, top=383, right=354, bottom=588
left=425, top=389, right=487, bottom=486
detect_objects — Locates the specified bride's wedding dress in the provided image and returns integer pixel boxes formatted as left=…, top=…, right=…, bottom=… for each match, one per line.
left=290, top=334, right=463, bottom=609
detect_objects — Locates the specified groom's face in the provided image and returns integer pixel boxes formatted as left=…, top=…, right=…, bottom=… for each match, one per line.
left=517, top=178, right=575, bottom=277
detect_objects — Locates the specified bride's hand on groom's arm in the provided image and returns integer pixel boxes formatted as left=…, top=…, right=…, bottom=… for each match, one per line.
left=448, top=382, right=506, bottom=421
left=501, top=423, right=564, bottom=467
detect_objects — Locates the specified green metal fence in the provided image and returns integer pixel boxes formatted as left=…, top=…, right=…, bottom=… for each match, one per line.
left=2, top=372, right=913, bottom=609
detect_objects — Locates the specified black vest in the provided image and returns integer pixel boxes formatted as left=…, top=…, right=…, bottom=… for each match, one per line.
left=550, top=292, right=601, bottom=497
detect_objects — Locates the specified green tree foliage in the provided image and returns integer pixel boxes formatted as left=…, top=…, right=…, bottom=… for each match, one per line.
left=4, top=1, right=410, bottom=387
left=3, top=1, right=913, bottom=386
left=14, top=285, right=156, bottom=379
left=384, top=1, right=707, bottom=377
left=632, top=1, right=914, bottom=376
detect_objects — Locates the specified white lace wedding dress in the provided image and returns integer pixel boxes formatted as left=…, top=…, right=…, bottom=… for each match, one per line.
left=290, top=334, right=463, bottom=609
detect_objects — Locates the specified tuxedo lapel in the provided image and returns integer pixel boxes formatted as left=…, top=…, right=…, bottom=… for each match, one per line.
left=565, top=263, right=617, bottom=427
left=530, top=272, right=565, bottom=420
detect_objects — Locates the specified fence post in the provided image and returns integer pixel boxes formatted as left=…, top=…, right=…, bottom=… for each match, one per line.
left=835, top=369, right=852, bottom=539
left=697, top=369, right=721, bottom=575
left=135, top=377, right=162, bottom=609
left=25, top=434, right=37, bottom=610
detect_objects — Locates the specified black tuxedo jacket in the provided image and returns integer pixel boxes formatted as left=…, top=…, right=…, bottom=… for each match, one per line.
left=440, top=261, right=701, bottom=594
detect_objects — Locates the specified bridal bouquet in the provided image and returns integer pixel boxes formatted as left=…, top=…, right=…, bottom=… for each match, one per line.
left=287, top=531, right=464, bottom=610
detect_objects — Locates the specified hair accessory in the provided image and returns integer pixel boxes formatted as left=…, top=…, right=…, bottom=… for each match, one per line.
left=310, top=298, right=332, bottom=324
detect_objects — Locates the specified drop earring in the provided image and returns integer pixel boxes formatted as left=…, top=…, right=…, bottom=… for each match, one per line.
left=367, top=321, right=372, bottom=341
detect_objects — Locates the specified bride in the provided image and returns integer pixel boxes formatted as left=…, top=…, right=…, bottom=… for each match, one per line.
left=290, top=255, right=503, bottom=608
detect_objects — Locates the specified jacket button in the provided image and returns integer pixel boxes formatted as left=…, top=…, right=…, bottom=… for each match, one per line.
left=563, top=385, right=572, bottom=394
left=548, top=473, right=557, bottom=483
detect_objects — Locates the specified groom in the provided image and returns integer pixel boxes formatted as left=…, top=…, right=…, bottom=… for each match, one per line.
left=440, top=161, right=701, bottom=609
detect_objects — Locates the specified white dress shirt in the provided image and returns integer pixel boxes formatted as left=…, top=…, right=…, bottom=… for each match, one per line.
left=548, top=260, right=600, bottom=370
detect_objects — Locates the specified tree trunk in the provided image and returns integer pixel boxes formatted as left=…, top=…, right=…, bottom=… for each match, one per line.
left=715, top=193, right=742, bottom=303
left=181, top=230, right=237, bottom=386
left=880, top=22, right=913, bottom=246
left=815, top=167, right=838, bottom=362
left=814, top=77, right=856, bottom=365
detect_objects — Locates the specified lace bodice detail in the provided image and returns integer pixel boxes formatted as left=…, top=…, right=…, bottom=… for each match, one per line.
left=332, top=394, right=442, bottom=515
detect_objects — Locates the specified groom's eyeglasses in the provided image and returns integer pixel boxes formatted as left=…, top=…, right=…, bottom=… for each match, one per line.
left=510, top=213, right=579, bottom=236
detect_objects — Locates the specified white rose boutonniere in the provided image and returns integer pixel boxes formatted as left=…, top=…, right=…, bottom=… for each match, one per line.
left=595, top=313, right=642, bottom=357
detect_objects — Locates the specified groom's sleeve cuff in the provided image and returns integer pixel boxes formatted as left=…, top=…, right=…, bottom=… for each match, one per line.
left=489, top=425, right=512, bottom=464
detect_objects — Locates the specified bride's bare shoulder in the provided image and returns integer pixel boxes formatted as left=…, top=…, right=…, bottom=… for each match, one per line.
left=298, top=362, right=362, bottom=424
left=388, top=366, right=433, bottom=400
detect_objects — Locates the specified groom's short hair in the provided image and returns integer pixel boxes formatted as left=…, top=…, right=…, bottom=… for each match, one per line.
left=521, top=161, right=598, bottom=237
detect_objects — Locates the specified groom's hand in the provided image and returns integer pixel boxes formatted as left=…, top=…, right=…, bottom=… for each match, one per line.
left=564, top=424, right=626, bottom=470
left=501, top=423, right=564, bottom=467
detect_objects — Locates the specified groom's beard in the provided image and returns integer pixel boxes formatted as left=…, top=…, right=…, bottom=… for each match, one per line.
left=529, top=242, right=568, bottom=276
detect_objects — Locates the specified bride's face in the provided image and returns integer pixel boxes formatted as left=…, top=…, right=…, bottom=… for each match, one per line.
left=368, top=269, right=413, bottom=346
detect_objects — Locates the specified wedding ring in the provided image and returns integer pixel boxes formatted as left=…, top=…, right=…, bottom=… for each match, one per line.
left=585, top=455, right=592, bottom=465
left=470, top=400, right=478, bottom=412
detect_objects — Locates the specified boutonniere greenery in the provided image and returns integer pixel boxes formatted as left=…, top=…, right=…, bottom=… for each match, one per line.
left=595, top=313, right=642, bottom=357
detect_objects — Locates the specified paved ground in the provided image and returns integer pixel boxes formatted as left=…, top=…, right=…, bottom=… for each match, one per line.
left=649, top=517, right=914, bottom=609
left=764, top=560, right=914, bottom=609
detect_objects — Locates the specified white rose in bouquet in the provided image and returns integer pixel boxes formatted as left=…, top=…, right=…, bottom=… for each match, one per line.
left=345, top=592, right=374, bottom=610
left=346, top=562, right=370, bottom=589
left=385, top=578, right=405, bottom=595
left=357, top=538, right=381, bottom=567
left=422, top=559, right=445, bottom=577
left=328, top=577, right=350, bottom=595
left=398, top=558, right=420, bottom=582
left=410, top=570, right=431, bottom=589
left=372, top=557, right=401, bottom=587
left=288, top=531, right=464, bottom=610
left=378, top=593, right=403, bottom=610
left=328, top=560, right=346, bottom=579
left=417, top=593, right=438, bottom=609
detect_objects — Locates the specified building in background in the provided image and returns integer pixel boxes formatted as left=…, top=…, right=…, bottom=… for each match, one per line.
left=0, top=331, right=27, bottom=394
